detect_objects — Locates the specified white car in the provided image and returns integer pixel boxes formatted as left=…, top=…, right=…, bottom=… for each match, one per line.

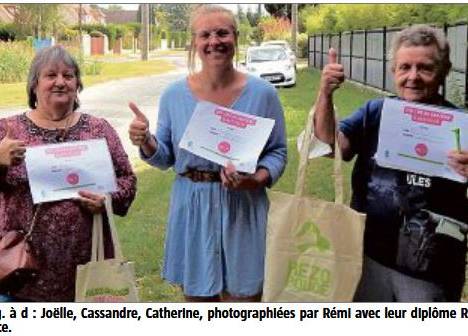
left=245, top=46, right=296, bottom=87
left=261, top=40, right=297, bottom=68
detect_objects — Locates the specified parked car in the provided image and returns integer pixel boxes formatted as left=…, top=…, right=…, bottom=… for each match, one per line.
left=261, top=40, right=297, bottom=69
left=244, top=46, right=296, bottom=87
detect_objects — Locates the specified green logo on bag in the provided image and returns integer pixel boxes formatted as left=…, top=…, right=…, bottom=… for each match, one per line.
left=85, top=287, right=130, bottom=302
left=286, top=260, right=331, bottom=296
left=284, top=221, right=332, bottom=296
left=295, top=220, right=330, bottom=253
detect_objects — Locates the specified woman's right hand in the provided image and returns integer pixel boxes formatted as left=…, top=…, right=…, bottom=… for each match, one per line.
left=128, top=102, right=157, bottom=158
left=128, top=102, right=150, bottom=146
left=0, top=122, right=26, bottom=167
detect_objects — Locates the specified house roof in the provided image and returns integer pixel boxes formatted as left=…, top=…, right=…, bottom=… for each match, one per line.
left=103, top=9, right=138, bottom=24
left=0, top=4, right=16, bottom=23
left=60, top=4, right=106, bottom=25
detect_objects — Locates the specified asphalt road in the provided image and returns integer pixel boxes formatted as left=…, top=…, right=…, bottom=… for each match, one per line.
left=79, top=70, right=185, bottom=160
left=0, top=57, right=187, bottom=161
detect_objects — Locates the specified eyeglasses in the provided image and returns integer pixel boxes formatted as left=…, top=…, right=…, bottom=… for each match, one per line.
left=193, top=28, right=235, bottom=40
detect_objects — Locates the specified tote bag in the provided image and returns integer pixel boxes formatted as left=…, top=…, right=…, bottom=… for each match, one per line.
left=263, top=106, right=366, bottom=302
left=75, top=196, right=139, bottom=302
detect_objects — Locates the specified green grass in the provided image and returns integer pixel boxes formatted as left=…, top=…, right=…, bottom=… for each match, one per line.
left=0, top=59, right=175, bottom=109
left=115, top=162, right=183, bottom=302
left=115, top=68, right=383, bottom=302
left=274, top=69, right=380, bottom=201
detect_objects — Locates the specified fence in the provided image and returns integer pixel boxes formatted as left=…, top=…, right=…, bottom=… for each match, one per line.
left=308, top=22, right=468, bottom=108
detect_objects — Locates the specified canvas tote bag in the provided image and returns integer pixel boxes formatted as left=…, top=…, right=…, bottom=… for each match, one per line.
left=75, top=196, right=139, bottom=302
left=263, top=106, right=366, bottom=302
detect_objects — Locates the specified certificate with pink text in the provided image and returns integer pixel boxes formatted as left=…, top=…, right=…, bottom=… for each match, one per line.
left=179, top=101, right=275, bottom=173
left=375, top=98, right=468, bottom=183
left=25, top=139, right=117, bottom=204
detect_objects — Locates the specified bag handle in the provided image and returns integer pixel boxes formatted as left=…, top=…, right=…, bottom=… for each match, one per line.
left=295, top=105, right=344, bottom=204
left=91, top=210, right=104, bottom=262
left=91, top=195, right=124, bottom=262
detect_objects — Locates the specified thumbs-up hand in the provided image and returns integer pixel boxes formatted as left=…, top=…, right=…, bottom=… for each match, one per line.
left=320, top=48, right=345, bottom=97
left=0, top=121, right=26, bottom=167
left=128, top=102, right=150, bottom=146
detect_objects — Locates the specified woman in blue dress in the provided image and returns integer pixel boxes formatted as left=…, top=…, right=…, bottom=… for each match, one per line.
left=128, top=4, right=287, bottom=302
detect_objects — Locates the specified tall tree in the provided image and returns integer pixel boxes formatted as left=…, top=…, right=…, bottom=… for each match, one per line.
left=106, top=4, right=123, bottom=11
left=15, top=4, right=62, bottom=39
left=246, top=6, right=261, bottom=27
left=264, top=4, right=307, bottom=20
left=154, top=4, right=193, bottom=31
left=237, top=5, right=248, bottom=24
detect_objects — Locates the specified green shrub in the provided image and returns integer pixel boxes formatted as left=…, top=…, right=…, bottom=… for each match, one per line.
left=0, top=41, right=34, bottom=83
left=259, top=17, right=292, bottom=41
left=0, top=23, right=17, bottom=41
left=89, top=30, right=104, bottom=38
left=83, top=60, right=103, bottom=76
left=297, top=33, right=309, bottom=58
left=65, top=46, right=102, bottom=77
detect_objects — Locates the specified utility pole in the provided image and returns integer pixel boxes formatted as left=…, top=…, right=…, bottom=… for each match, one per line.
left=141, top=3, right=149, bottom=61
left=291, top=3, right=298, bottom=55
left=78, top=4, right=83, bottom=58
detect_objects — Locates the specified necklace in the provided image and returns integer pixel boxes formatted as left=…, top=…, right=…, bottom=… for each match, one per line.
left=55, top=113, right=73, bottom=142
left=29, top=110, right=75, bottom=142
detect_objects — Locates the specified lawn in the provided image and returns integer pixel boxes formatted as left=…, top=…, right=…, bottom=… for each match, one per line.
left=115, top=68, right=383, bottom=302
left=0, top=59, right=175, bottom=108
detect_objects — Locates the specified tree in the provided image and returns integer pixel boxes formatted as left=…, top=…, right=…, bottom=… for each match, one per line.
left=259, top=17, right=292, bottom=41
left=15, top=4, right=63, bottom=39
left=237, top=5, right=248, bottom=25
left=301, top=4, right=468, bottom=35
left=153, top=4, right=193, bottom=31
left=246, top=7, right=261, bottom=27
left=264, top=4, right=308, bottom=20
left=106, top=4, right=123, bottom=11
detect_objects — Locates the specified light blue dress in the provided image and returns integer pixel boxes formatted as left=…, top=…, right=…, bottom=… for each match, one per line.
left=142, top=75, right=287, bottom=297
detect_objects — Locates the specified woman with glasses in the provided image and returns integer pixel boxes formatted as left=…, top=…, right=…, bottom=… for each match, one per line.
left=128, top=5, right=287, bottom=302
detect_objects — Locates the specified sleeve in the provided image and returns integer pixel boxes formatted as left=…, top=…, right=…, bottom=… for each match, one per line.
left=140, top=90, right=175, bottom=170
left=101, top=119, right=137, bottom=217
left=339, top=99, right=379, bottom=154
left=257, top=88, right=288, bottom=187
left=339, top=102, right=366, bottom=148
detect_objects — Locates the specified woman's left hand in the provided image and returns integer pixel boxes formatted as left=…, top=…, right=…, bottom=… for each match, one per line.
left=448, top=150, right=468, bottom=178
left=77, top=190, right=106, bottom=214
left=220, top=162, right=270, bottom=190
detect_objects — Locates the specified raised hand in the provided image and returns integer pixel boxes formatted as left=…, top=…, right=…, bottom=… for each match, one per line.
left=0, top=122, right=26, bottom=167
left=128, top=102, right=150, bottom=146
left=319, top=48, right=345, bottom=97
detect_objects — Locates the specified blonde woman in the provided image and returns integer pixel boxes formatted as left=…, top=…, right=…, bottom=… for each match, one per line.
left=128, top=5, right=287, bottom=302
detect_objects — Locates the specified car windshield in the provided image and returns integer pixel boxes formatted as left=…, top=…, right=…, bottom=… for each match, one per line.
left=248, top=49, right=287, bottom=62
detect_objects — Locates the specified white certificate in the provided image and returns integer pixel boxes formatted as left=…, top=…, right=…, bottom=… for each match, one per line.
left=179, top=101, right=275, bottom=173
left=375, top=98, right=468, bottom=183
left=25, top=139, right=117, bottom=204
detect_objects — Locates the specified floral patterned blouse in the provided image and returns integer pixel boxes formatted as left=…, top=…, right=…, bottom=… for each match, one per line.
left=0, top=112, right=137, bottom=301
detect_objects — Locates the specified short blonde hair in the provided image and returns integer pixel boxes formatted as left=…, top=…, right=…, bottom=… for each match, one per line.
left=187, top=4, right=239, bottom=73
